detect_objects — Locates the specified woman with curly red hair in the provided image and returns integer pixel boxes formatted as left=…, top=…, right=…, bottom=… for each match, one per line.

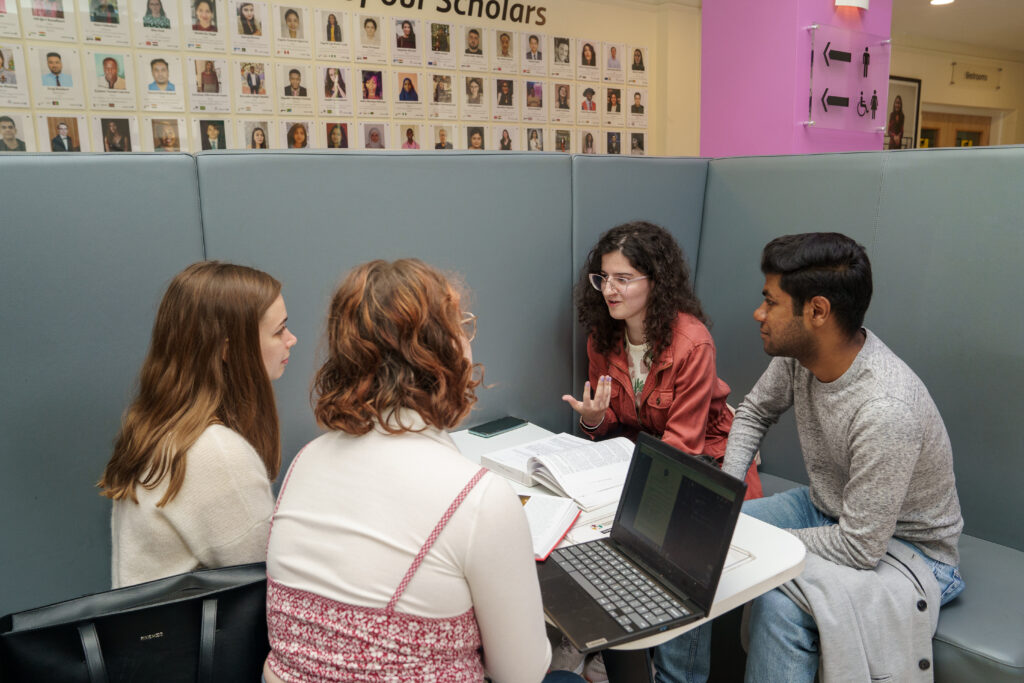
left=562, top=221, right=762, bottom=499
left=264, top=259, right=580, bottom=682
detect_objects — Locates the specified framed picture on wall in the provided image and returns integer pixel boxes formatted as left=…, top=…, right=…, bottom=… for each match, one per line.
left=884, top=75, right=920, bottom=150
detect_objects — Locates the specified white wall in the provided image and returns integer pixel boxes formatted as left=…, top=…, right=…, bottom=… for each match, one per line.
left=890, top=38, right=1024, bottom=145
left=1, top=0, right=705, bottom=155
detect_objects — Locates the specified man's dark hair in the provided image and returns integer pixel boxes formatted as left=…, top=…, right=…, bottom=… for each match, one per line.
left=468, top=28, right=478, bottom=36
left=761, top=232, right=872, bottom=338
left=0, top=115, right=15, bottom=126
left=288, top=68, right=300, bottom=77
left=150, top=58, right=168, bottom=69
left=46, top=51, right=61, bottom=59
left=363, top=17, right=376, bottom=29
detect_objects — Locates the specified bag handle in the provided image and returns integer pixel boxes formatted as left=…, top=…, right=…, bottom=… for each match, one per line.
left=198, top=597, right=218, bottom=683
left=72, top=596, right=219, bottom=682
left=77, top=623, right=109, bottom=683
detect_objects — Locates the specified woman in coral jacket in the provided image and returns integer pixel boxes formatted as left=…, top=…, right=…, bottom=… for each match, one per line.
left=562, top=221, right=762, bottom=499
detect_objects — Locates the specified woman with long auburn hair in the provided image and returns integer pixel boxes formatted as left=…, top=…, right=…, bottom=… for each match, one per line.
left=263, top=259, right=581, bottom=683
left=99, top=261, right=296, bottom=588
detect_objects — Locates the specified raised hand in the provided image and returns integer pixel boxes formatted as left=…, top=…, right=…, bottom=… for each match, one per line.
left=561, top=375, right=612, bottom=428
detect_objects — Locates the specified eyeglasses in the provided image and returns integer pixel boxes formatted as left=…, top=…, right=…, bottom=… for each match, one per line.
left=589, top=273, right=648, bottom=293
left=460, top=311, right=477, bottom=342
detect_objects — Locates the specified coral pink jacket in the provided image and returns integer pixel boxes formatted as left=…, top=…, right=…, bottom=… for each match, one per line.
left=584, top=313, right=763, bottom=499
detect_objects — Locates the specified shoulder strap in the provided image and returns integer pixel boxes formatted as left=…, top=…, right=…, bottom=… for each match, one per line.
left=386, top=467, right=488, bottom=612
left=264, top=444, right=308, bottom=557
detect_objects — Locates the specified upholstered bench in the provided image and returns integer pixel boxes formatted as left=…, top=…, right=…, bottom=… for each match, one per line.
left=758, top=473, right=1024, bottom=683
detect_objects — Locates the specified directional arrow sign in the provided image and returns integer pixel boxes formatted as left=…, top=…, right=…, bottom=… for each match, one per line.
left=822, top=41, right=852, bottom=67
left=820, top=88, right=850, bottom=113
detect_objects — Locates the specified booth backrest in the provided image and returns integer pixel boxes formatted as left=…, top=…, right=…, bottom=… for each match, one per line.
left=2, top=146, right=1020, bottom=622
left=0, top=153, right=206, bottom=614
left=696, top=146, right=1024, bottom=552
left=570, top=156, right=709, bottom=399
left=195, top=151, right=575, bottom=467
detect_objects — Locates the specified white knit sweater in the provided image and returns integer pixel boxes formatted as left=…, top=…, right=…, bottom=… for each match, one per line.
left=111, top=424, right=274, bottom=588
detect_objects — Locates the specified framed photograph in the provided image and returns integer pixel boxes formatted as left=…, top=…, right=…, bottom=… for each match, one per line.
left=238, top=118, right=270, bottom=148
left=315, top=10, right=350, bottom=61
left=323, top=121, right=348, bottom=149
left=281, top=119, right=312, bottom=148
left=884, top=76, right=920, bottom=150
left=426, top=20, right=454, bottom=69
left=147, top=116, right=184, bottom=151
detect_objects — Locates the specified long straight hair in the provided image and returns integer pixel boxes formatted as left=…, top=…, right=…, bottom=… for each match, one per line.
left=99, top=261, right=282, bottom=506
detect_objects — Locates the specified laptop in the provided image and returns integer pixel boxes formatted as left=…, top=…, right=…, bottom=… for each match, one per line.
left=537, top=432, right=747, bottom=653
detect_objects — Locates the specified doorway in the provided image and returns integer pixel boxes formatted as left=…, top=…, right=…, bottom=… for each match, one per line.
left=919, top=112, right=991, bottom=148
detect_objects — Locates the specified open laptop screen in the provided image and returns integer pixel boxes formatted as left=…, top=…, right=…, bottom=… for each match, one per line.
left=611, top=433, right=746, bottom=612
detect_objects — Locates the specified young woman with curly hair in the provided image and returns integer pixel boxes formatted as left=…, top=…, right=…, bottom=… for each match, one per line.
left=562, top=221, right=762, bottom=499
left=264, top=259, right=583, bottom=683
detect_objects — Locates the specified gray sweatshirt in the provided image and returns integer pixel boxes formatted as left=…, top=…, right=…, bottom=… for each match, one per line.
left=779, top=539, right=941, bottom=682
left=723, top=330, right=963, bottom=568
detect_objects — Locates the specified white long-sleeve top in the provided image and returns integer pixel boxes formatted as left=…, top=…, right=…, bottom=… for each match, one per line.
left=111, top=424, right=274, bottom=588
left=266, top=413, right=552, bottom=683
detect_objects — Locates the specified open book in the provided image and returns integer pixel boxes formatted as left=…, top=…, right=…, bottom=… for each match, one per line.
left=482, top=434, right=634, bottom=511
left=520, top=493, right=580, bottom=561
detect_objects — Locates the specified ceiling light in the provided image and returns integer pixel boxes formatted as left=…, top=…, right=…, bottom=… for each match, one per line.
left=836, top=0, right=869, bottom=7
left=930, top=0, right=954, bottom=5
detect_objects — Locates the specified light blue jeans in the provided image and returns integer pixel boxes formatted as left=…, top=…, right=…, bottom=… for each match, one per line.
left=653, top=486, right=965, bottom=683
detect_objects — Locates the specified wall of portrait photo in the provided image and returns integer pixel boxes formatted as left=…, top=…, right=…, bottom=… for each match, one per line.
left=0, top=0, right=706, bottom=153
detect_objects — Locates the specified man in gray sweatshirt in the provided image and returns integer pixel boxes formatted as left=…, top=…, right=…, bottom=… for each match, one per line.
left=653, top=232, right=964, bottom=683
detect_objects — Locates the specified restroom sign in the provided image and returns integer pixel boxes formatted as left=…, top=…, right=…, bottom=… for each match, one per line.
left=806, top=23, right=890, bottom=134
left=950, top=62, right=1001, bottom=90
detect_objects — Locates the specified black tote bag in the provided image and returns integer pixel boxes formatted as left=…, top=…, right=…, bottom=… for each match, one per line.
left=0, top=563, right=268, bottom=683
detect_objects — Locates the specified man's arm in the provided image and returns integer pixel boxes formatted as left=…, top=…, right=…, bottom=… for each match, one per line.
left=722, top=357, right=794, bottom=480
left=792, top=398, right=922, bottom=569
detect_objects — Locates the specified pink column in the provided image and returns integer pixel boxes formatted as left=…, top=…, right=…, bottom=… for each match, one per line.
left=701, top=0, right=892, bottom=157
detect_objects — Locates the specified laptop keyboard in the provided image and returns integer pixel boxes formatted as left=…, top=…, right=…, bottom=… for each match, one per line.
left=550, top=542, right=691, bottom=633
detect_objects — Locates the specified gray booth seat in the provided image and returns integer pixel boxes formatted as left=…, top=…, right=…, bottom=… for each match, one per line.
left=0, top=153, right=206, bottom=615
left=570, top=156, right=709, bottom=402
left=195, top=150, right=575, bottom=468
left=697, top=147, right=1024, bottom=682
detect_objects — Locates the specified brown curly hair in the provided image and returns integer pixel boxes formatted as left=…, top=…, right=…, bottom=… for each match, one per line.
left=575, top=221, right=708, bottom=358
left=313, top=259, right=482, bottom=435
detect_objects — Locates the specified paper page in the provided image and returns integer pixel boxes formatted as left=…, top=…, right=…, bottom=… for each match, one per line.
left=521, top=494, right=579, bottom=557
left=532, top=437, right=632, bottom=509
left=484, top=433, right=588, bottom=473
left=566, top=479, right=624, bottom=511
left=533, top=438, right=632, bottom=475
left=574, top=502, right=617, bottom=528
left=565, top=505, right=616, bottom=545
